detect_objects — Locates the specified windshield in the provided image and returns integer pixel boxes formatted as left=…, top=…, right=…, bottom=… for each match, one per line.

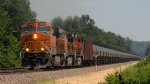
left=59, top=33, right=64, bottom=38
left=22, top=27, right=35, bottom=34
left=37, top=26, right=50, bottom=34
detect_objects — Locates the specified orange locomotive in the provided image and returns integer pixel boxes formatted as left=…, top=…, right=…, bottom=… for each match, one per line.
left=20, top=22, right=83, bottom=68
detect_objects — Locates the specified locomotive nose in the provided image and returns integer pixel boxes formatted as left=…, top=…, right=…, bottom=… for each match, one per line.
left=23, top=33, right=45, bottom=52
left=21, top=32, right=52, bottom=53
left=31, top=33, right=44, bottom=52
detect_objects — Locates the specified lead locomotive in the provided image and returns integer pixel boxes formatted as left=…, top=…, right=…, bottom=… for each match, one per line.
left=20, top=22, right=83, bottom=68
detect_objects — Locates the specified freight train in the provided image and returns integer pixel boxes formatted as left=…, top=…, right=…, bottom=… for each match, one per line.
left=20, top=22, right=140, bottom=69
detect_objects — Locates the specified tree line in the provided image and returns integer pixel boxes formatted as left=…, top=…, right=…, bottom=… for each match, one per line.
left=51, top=15, right=132, bottom=52
left=146, top=44, right=150, bottom=56
left=0, top=0, right=36, bottom=68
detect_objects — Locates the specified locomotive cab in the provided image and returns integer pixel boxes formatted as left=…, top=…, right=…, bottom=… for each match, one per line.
left=50, top=27, right=68, bottom=66
left=54, top=27, right=67, bottom=54
left=67, top=33, right=82, bottom=54
left=21, top=22, right=53, bottom=68
left=21, top=22, right=53, bottom=53
left=67, top=33, right=83, bottom=66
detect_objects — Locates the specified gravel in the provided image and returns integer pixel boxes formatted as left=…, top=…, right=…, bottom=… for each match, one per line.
left=0, top=61, right=136, bottom=84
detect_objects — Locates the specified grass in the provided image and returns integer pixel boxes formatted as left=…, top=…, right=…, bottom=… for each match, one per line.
left=32, top=77, right=56, bottom=84
left=105, top=56, right=150, bottom=84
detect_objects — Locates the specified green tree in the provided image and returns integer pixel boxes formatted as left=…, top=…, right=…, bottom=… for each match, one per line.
left=64, top=16, right=81, bottom=34
left=63, top=16, right=73, bottom=32
left=0, top=0, right=36, bottom=68
left=80, top=15, right=95, bottom=26
left=124, top=37, right=132, bottom=52
left=51, top=16, right=63, bottom=28
left=0, top=36, right=20, bottom=68
left=0, top=0, right=36, bottom=37
left=146, top=44, right=150, bottom=56
left=0, top=8, right=8, bottom=37
left=0, top=8, right=20, bottom=68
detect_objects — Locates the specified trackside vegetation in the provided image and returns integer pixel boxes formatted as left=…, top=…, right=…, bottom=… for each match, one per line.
left=105, top=55, right=150, bottom=84
left=0, top=0, right=36, bottom=68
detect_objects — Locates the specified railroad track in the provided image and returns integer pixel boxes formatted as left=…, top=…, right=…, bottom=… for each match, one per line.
left=0, top=61, right=134, bottom=75
left=0, top=68, right=44, bottom=75
left=0, top=66, right=86, bottom=75
left=0, top=67, right=72, bottom=75
left=0, top=68, right=27, bottom=74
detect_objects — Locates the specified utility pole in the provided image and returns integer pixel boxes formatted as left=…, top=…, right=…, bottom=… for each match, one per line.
left=95, top=57, right=97, bottom=71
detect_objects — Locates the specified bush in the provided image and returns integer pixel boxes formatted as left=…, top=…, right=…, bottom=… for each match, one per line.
left=105, top=56, right=150, bottom=84
left=106, top=72, right=124, bottom=84
left=0, top=35, right=21, bottom=68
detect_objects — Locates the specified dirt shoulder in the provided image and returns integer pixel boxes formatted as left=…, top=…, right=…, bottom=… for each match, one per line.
left=55, top=61, right=138, bottom=84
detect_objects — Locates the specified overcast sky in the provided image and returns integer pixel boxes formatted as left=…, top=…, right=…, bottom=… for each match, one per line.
left=30, top=0, right=150, bottom=41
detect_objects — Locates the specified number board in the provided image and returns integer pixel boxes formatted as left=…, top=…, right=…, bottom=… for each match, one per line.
left=39, top=22, right=45, bottom=26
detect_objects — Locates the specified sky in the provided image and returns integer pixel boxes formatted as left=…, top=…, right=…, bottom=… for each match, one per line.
left=30, top=0, right=150, bottom=41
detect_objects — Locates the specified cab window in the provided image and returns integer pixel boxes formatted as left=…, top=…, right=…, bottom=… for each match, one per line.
left=37, top=26, right=50, bottom=34
left=59, top=33, right=64, bottom=38
left=22, top=27, right=35, bottom=34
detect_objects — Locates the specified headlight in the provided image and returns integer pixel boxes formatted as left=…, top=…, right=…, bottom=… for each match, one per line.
left=26, top=48, right=29, bottom=52
left=33, top=34, right=37, bottom=39
left=41, top=48, right=44, bottom=51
